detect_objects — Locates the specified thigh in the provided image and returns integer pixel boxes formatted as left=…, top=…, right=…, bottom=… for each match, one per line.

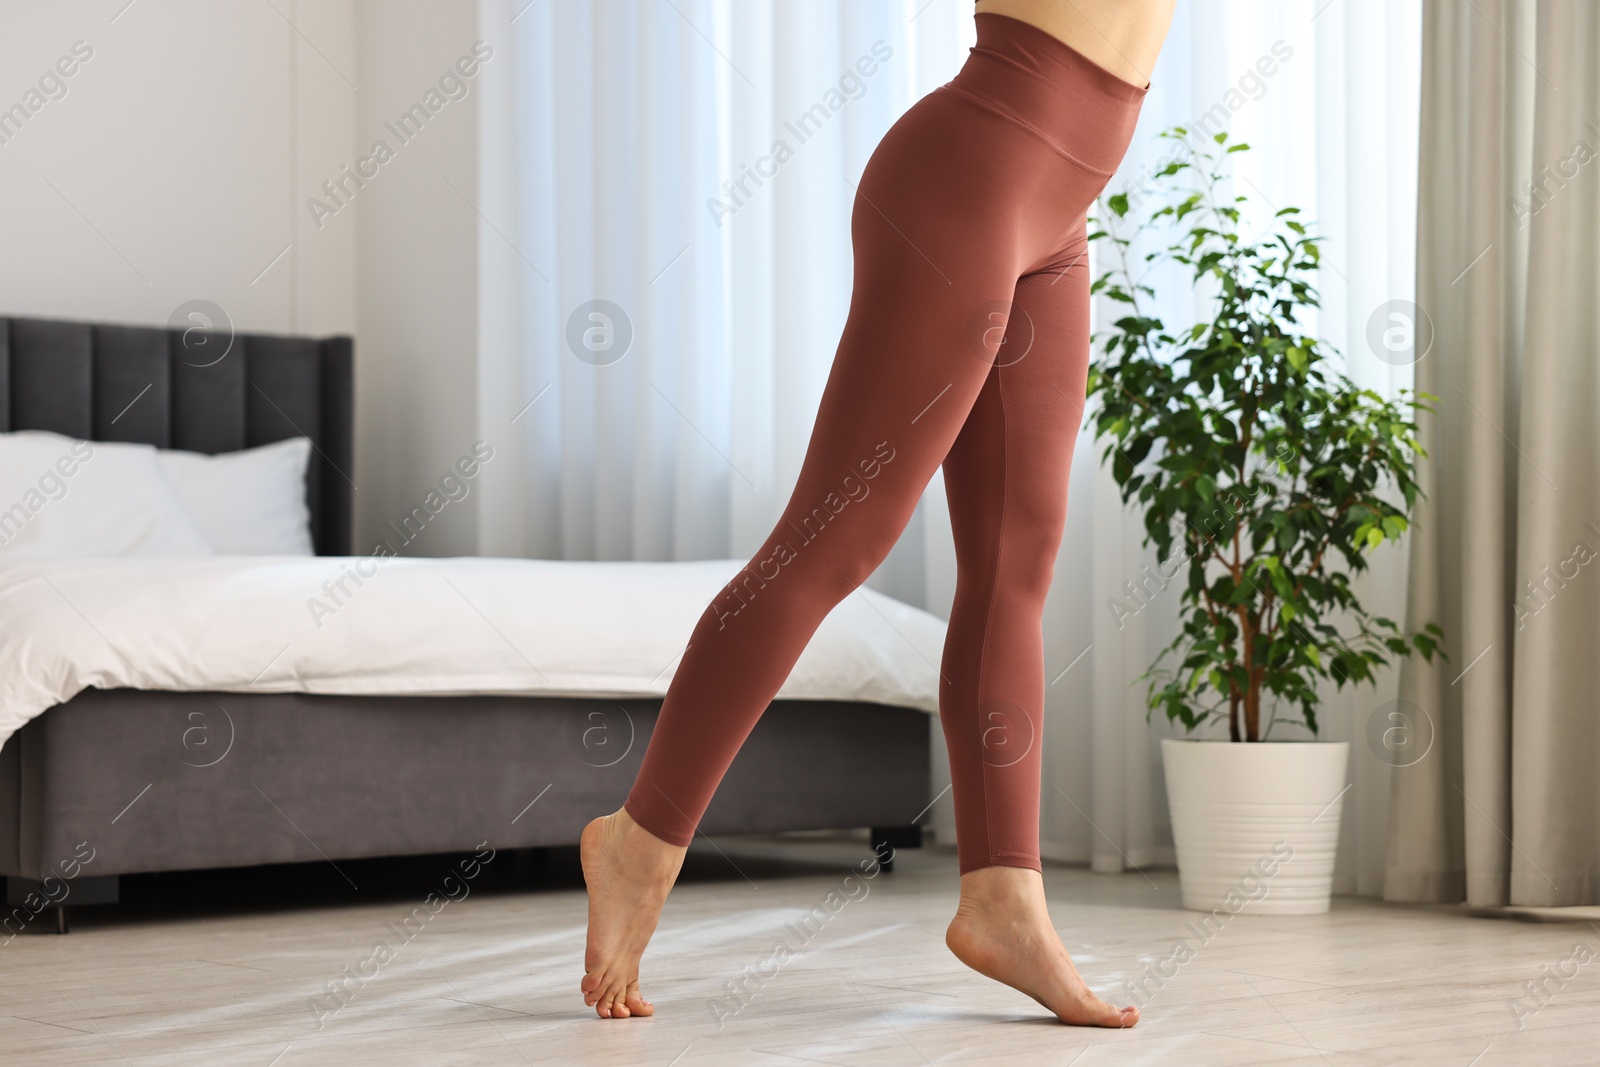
left=757, top=96, right=1085, bottom=576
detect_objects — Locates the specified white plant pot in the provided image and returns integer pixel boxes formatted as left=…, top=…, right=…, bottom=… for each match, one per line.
left=1161, top=739, right=1349, bottom=916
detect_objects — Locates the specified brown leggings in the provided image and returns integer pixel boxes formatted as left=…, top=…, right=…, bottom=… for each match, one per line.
left=624, top=13, right=1146, bottom=874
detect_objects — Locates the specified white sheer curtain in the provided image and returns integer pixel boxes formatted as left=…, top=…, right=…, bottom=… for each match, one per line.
left=504, top=0, right=1420, bottom=896
left=508, top=0, right=971, bottom=564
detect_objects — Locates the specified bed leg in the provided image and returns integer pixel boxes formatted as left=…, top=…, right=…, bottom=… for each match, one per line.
left=870, top=825, right=923, bottom=872
left=5, top=875, right=118, bottom=935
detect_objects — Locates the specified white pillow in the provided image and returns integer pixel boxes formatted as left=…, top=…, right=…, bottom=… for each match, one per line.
left=154, top=437, right=314, bottom=556
left=0, top=431, right=214, bottom=559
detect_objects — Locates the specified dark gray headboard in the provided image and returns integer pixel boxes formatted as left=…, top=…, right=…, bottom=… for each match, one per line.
left=0, top=316, right=353, bottom=556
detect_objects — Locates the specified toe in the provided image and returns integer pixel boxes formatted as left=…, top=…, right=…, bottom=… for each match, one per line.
left=624, top=985, right=653, bottom=1017
left=598, top=985, right=628, bottom=1020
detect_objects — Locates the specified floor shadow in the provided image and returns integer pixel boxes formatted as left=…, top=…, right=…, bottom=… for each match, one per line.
left=18, top=832, right=900, bottom=934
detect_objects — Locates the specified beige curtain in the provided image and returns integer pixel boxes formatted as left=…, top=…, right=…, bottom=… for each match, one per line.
left=1386, top=0, right=1600, bottom=907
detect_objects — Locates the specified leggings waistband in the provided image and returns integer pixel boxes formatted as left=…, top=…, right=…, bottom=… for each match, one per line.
left=940, top=13, right=1146, bottom=176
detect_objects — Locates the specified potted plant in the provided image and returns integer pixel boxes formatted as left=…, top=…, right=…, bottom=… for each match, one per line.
left=1086, top=130, right=1443, bottom=915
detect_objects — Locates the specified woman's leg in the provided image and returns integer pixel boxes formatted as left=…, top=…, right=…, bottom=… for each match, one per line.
left=581, top=11, right=1147, bottom=1022
left=939, top=242, right=1137, bottom=1027
left=939, top=259, right=1089, bottom=877
left=582, top=84, right=1048, bottom=1019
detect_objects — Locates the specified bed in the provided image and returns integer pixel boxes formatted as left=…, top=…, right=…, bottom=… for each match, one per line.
left=0, top=315, right=935, bottom=930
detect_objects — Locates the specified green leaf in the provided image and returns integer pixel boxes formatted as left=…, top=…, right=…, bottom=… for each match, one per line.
left=1083, top=123, right=1442, bottom=740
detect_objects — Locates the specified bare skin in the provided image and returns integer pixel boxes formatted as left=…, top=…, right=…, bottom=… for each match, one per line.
left=582, top=808, right=1138, bottom=1025
left=975, top=0, right=1176, bottom=90
left=579, top=809, right=686, bottom=1019
left=946, top=866, right=1139, bottom=1027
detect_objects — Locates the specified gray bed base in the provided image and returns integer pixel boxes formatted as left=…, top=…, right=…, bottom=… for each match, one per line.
left=0, top=314, right=930, bottom=925
left=0, top=690, right=929, bottom=909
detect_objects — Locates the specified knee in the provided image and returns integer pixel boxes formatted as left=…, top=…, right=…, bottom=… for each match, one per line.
left=784, top=491, right=899, bottom=590
left=725, top=524, right=894, bottom=620
left=998, top=500, right=1067, bottom=592
left=818, top=536, right=895, bottom=599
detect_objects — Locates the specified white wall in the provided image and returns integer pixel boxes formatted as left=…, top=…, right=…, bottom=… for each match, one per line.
left=350, top=0, right=488, bottom=557
left=0, top=0, right=505, bottom=559
left=0, top=0, right=356, bottom=338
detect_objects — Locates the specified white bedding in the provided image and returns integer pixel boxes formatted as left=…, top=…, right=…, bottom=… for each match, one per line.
left=0, top=556, right=946, bottom=749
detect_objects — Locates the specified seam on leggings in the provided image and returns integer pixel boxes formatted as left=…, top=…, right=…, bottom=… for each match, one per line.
left=934, top=84, right=1116, bottom=177
left=974, top=360, right=1010, bottom=866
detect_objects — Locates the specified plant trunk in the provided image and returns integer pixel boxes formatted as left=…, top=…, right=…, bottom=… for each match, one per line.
left=1245, top=670, right=1262, bottom=742
left=1241, top=611, right=1260, bottom=742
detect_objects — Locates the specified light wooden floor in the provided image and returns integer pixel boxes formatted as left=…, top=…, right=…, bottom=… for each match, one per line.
left=4, top=834, right=1597, bottom=1066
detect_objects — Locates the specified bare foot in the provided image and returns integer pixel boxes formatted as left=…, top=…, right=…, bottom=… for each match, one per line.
left=946, top=866, right=1139, bottom=1028
left=579, top=808, right=686, bottom=1019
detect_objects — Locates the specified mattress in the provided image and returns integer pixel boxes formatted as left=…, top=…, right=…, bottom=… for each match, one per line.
left=0, top=556, right=946, bottom=749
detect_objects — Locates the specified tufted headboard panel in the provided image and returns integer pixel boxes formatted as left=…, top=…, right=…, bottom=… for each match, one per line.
left=0, top=316, right=353, bottom=556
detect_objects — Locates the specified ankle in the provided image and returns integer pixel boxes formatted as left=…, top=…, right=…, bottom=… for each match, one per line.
left=961, top=863, right=1042, bottom=895
left=957, top=865, right=1047, bottom=914
left=610, top=808, right=687, bottom=859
